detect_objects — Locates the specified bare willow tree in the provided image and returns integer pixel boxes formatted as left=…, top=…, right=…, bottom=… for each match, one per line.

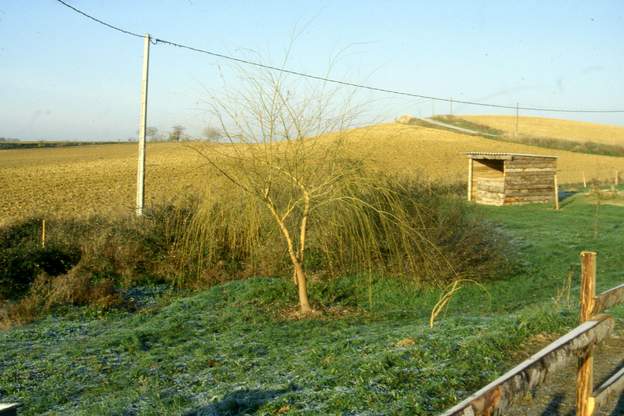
left=189, top=68, right=363, bottom=313
left=185, top=67, right=456, bottom=314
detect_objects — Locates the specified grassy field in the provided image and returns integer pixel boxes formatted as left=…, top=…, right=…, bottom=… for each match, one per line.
left=1, top=192, right=623, bottom=415
left=3, top=120, right=624, bottom=223
left=462, top=115, right=624, bottom=145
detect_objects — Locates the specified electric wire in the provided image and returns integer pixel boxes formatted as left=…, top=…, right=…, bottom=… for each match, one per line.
left=55, top=0, right=624, bottom=114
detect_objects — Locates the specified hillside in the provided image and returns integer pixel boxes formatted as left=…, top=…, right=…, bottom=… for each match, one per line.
left=461, top=115, right=624, bottom=145
left=342, top=123, right=624, bottom=183
left=2, top=121, right=624, bottom=222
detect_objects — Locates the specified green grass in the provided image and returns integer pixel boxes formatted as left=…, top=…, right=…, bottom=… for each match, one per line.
left=1, top=193, right=623, bottom=415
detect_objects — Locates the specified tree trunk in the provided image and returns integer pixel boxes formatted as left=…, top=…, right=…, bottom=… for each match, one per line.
left=264, top=198, right=311, bottom=314
left=293, top=261, right=311, bottom=313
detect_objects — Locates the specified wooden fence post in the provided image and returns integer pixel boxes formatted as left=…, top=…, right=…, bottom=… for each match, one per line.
left=577, top=251, right=597, bottom=416
left=467, top=158, right=473, bottom=201
left=41, top=219, right=46, bottom=249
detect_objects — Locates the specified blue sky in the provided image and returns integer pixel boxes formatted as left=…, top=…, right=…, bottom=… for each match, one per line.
left=0, top=0, right=623, bottom=140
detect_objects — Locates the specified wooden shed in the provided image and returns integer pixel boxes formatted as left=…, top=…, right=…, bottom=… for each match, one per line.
left=466, top=152, right=558, bottom=206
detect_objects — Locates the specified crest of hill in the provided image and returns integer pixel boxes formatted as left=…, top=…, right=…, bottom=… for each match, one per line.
left=331, top=123, right=624, bottom=184
left=461, top=115, right=624, bottom=145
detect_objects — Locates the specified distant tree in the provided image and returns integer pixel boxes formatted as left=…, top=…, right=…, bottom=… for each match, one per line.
left=169, top=125, right=186, bottom=142
left=202, top=126, right=223, bottom=142
left=146, top=127, right=159, bottom=141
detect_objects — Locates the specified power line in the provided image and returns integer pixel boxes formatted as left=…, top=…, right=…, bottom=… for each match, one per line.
left=56, top=0, right=624, bottom=114
left=56, top=0, right=143, bottom=39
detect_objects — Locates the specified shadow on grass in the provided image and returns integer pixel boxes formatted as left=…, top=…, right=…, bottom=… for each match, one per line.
left=538, top=386, right=624, bottom=416
left=557, top=190, right=580, bottom=209
left=599, top=360, right=624, bottom=416
left=539, top=393, right=567, bottom=416
left=185, top=388, right=291, bottom=416
left=610, top=394, right=624, bottom=416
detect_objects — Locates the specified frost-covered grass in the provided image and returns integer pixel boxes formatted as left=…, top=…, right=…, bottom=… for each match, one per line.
left=1, top=195, right=623, bottom=415
left=0, top=278, right=572, bottom=416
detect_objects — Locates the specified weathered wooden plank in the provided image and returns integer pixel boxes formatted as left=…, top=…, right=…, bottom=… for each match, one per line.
left=504, top=201, right=551, bottom=206
left=504, top=188, right=554, bottom=195
left=478, top=178, right=504, bottom=184
left=476, top=191, right=504, bottom=201
left=505, top=182, right=554, bottom=188
left=478, top=180, right=504, bottom=191
left=594, top=366, right=624, bottom=412
left=506, top=159, right=556, bottom=165
left=505, top=194, right=555, bottom=201
left=439, top=316, right=614, bottom=416
left=506, top=176, right=555, bottom=182
left=479, top=185, right=506, bottom=193
left=507, top=190, right=555, bottom=197
left=477, top=196, right=505, bottom=206
left=505, top=173, right=556, bottom=180
left=510, top=155, right=557, bottom=162
left=477, top=197, right=505, bottom=204
left=506, top=185, right=555, bottom=191
left=504, top=196, right=552, bottom=204
left=592, top=283, right=624, bottom=315
left=507, top=159, right=556, bottom=164
left=505, top=180, right=554, bottom=188
left=505, top=168, right=557, bottom=173
left=470, top=155, right=513, bottom=160
left=505, top=187, right=555, bottom=193
left=473, top=171, right=504, bottom=179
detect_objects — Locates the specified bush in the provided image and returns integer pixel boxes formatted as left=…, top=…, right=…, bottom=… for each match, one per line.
left=0, top=208, right=190, bottom=327
left=0, top=179, right=514, bottom=326
left=0, top=218, right=80, bottom=299
left=178, top=176, right=513, bottom=286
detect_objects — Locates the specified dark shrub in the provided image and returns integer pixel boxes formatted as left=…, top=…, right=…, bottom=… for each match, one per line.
left=0, top=218, right=80, bottom=299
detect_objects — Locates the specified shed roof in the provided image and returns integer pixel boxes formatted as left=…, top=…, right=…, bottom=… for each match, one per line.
left=464, top=152, right=558, bottom=160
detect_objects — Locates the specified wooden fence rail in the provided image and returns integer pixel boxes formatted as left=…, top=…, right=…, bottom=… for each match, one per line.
left=593, top=283, right=624, bottom=316
left=440, top=251, right=624, bottom=416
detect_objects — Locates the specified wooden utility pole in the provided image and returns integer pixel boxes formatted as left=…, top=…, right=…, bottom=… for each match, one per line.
left=577, top=251, right=597, bottom=416
left=136, top=34, right=151, bottom=217
left=450, top=97, right=453, bottom=116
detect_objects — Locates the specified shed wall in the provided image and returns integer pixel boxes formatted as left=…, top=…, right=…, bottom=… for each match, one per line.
left=471, top=159, right=504, bottom=203
left=503, top=157, right=557, bottom=205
